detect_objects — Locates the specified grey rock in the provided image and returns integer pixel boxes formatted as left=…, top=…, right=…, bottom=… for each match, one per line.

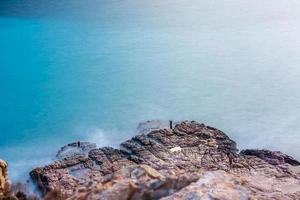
left=56, top=142, right=97, bottom=160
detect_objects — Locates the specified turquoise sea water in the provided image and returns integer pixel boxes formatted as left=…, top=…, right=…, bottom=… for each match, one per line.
left=1, top=0, right=300, bottom=180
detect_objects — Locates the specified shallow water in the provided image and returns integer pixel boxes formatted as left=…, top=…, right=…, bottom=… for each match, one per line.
left=1, top=0, right=300, bottom=180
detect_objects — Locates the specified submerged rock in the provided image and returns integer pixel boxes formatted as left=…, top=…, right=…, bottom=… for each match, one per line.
left=137, top=120, right=172, bottom=134
left=56, top=142, right=97, bottom=160
left=30, top=121, right=300, bottom=199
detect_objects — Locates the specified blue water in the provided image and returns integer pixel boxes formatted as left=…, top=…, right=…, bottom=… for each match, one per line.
left=1, top=0, right=300, bottom=180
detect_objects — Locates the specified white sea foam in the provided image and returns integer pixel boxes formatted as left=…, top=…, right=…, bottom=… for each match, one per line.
left=79, top=127, right=134, bottom=149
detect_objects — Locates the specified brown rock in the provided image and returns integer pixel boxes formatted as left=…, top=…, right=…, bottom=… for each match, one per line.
left=29, top=121, right=300, bottom=199
left=161, top=171, right=249, bottom=200
left=0, top=159, right=9, bottom=197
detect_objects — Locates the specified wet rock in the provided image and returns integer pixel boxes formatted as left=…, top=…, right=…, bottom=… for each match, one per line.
left=56, top=142, right=97, bottom=159
left=137, top=120, right=171, bottom=134
left=30, top=121, right=300, bottom=199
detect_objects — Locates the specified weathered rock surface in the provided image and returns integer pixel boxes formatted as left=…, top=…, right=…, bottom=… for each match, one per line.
left=162, top=171, right=249, bottom=200
left=240, top=149, right=300, bottom=166
left=0, top=159, right=9, bottom=197
left=30, top=121, right=300, bottom=199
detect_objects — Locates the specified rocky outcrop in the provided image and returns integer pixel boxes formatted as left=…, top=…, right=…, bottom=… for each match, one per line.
left=30, top=121, right=300, bottom=199
left=0, top=159, right=9, bottom=197
left=240, top=149, right=300, bottom=166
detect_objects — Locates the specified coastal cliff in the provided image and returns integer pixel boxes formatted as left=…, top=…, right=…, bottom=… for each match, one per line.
left=28, top=121, right=300, bottom=199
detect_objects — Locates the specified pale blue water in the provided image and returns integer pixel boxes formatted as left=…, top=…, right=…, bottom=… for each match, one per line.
left=1, top=0, right=300, bottom=181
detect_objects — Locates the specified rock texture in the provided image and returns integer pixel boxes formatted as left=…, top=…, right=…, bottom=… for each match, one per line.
left=0, top=159, right=9, bottom=197
left=30, top=121, right=300, bottom=200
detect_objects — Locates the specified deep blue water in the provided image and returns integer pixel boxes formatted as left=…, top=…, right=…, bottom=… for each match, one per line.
left=1, top=0, right=300, bottom=180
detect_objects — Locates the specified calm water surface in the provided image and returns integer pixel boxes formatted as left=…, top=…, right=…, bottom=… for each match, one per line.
left=1, top=0, right=300, bottom=180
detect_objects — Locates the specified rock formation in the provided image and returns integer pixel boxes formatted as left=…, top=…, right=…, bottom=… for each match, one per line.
left=30, top=121, right=300, bottom=199
left=56, top=142, right=97, bottom=160
left=0, top=159, right=9, bottom=197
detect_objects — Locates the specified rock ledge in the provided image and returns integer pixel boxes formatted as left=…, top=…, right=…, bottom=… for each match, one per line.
left=30, top=121, right=300, bottom=200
